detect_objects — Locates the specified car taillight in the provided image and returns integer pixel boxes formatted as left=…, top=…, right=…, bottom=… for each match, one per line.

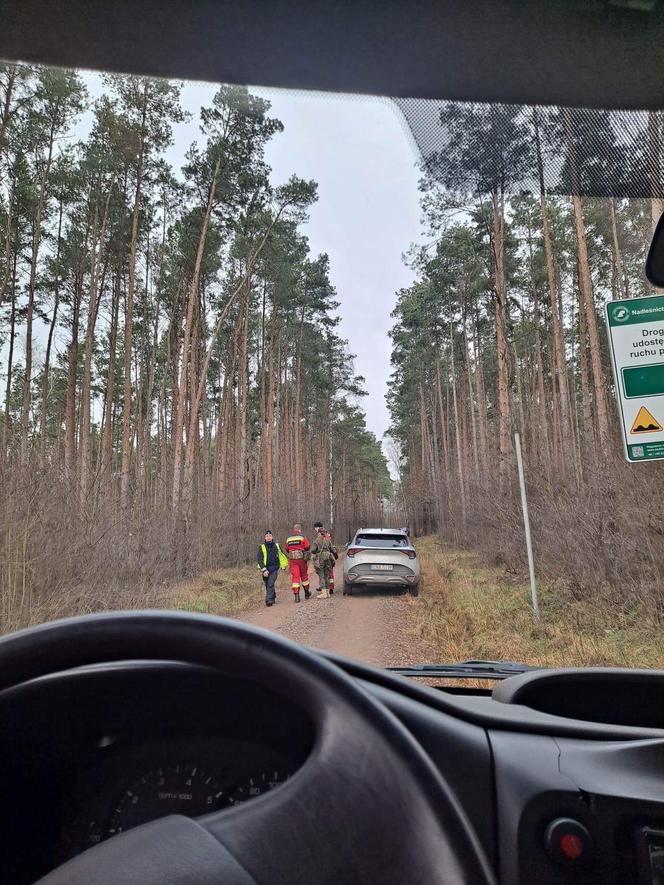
left=347, top=547, right=361, bottom=557
left=405, top=550, right=416, bottom=559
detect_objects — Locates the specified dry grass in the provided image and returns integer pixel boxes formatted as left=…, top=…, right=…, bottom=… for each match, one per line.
left=167, top=564, right=260, bottom=616
left=8, top=547, right=262, bottom=630
left=409, top=535, right=664, bottom=670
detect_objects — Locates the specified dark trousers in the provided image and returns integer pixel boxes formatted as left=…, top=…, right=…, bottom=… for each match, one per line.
left=262, top=568, right=278, bottom=603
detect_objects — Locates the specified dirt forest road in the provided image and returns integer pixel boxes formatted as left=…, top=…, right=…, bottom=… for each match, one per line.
left=233, top=582, right=434, bottom=668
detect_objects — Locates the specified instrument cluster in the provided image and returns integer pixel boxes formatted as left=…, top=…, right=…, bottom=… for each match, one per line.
left=57, top=736, right=295, bottom=861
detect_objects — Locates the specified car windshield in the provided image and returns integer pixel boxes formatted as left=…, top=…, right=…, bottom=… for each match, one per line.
left=356, top=534, right=409, bottom=548
left=2, top=62, right=664, bottom=672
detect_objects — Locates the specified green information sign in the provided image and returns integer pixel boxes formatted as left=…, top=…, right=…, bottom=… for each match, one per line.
left=622, top=363, right=664, bottom=399
left=606, top=295, right=664, bottom=463
left=628, top=441, right=664, bottom=461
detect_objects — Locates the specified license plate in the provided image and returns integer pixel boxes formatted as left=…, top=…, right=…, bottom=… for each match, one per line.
left=371, top=564, right=393, bottom=571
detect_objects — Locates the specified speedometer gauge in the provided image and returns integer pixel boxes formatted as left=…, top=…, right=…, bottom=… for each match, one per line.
left=223, top=769, right=292, bottom=806
left=108, top=763, right=223, bottom=834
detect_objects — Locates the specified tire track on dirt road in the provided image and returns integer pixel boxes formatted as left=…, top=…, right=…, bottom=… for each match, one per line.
left=233, top=583, right=434, bottom=667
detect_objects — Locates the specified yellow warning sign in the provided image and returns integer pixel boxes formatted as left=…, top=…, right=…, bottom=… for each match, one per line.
left=630, top=405, right=663, bottom=435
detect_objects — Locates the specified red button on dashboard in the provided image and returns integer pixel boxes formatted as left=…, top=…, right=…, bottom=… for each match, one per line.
left=559, top=833, right=584, bottom=861
left=544, top=818, right=593, bottom=867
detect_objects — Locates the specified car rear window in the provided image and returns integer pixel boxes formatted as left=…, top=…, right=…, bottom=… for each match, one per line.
left=356, top=534, right=409, bottom=548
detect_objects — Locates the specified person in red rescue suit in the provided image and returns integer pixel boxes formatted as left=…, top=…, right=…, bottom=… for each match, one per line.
left=284, top=523, right=311, bottom=602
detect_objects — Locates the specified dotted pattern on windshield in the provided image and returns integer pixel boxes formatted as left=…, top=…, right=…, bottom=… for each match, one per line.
left=392, top=98, right=664, bottom=199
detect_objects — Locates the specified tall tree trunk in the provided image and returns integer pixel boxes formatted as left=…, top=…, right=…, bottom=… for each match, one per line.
left=648, top=111, right=663, bottom=234
left=39, top=198, right=63, bottom=464
left=608, top=198, right=625, bottom=300
left=63, top=199, right=92, bottom=477
left=435, top=351, right=451, bottom=529
left=550, top=386, right=561, bottom=480
left=144, top=194, right=169, bottom=502
left=457, top=318, right=469, bottom=482
left=235, top=279, right=250, bottom=506
left=435, top=353, right=450, bottom=475
left=0, top=68, right=16, bottom=159
left=181, top=189, right=283, bottom=511
left=491, top=191, right=511, bottom=488
left=449, top=324, right=466, bottom=526
left=215, top=326, right=238, bottom=503
left=564, top=109, right=610, bottom=455
left=571, top=194, right=609, bottom=450
left=265, top=299, right=278, bottom=522
left=185, top=287, right=201, bottom=494
left=255, top=282, right=267, bottom=493
left=275, top=338, right=284, bottom=505
left=281, top=338, right=290, bottom=506
left=525, top=219, right=550, bottom=473
left=0, top=173, right=14, bottom=308
left=513, top=340, right=527, bottom=442
left=2, top=248, right=18, bottom=458
left=533, top=301, right=551, bottom=477
left=121, top=84, right=149, bottom=507
left=21, top=118, right=57, bottom=465
left=473, top=309, right=489, bottom=477
left=648, top=112, right=664, bottom=295
left=577, top=280, right=594, bottom=453
left=293, top=308, right=305, bottom=502
left=80, top=187, right=112, bottom=507
left=464, top=341, right=479, bottom=481
left=101, top=265, right=121, bottom=485
left=533, top=109, right=574, bottom=478
left=173, top=157, right=220, bottom=510
left=461, top=301, right=477, bottom=479
left=142, top=242, right=160, bottom=505
left=64, top=270, right=84, bottom=478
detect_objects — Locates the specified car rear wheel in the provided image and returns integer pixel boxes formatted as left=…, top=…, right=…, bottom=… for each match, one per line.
left=409, top=578, right=421, bottom=597
left=343, top=580, right=352, bottom=595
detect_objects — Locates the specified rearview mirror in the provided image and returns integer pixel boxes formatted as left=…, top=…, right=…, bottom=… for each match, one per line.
left=646, top=212, right=664, bottom=287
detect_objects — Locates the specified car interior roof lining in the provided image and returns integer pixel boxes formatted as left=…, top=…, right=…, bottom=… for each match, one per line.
left=4, top=0, right=664, bottom=111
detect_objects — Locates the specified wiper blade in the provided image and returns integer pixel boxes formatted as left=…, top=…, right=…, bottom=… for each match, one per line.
left=386, top=660, right=543, bottom=680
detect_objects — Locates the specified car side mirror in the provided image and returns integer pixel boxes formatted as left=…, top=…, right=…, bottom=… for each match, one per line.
left=646, top=212, right=664, bottom=287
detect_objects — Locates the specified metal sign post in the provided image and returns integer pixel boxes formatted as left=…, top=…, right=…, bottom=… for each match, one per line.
left=514, top=432, right=539, bottom=621
left=606, top=295, right=664, bottom=462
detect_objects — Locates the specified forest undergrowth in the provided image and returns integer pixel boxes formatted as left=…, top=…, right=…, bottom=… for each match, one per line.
left=412, top=530, right=664, bottom=671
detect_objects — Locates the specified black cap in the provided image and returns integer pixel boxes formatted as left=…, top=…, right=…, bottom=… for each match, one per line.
left=314, top=521, right=323, bottom=529
left=265, top=530, right=273, bottom=537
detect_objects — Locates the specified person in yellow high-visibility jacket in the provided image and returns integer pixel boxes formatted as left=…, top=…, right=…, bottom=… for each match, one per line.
left=256, top=531, right=288, bottom=607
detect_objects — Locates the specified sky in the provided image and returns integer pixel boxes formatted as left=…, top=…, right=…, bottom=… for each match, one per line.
left=83, top=76, right=425, bottom=447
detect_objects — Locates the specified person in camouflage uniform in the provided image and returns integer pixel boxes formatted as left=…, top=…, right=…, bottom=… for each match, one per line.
left=324, top=529, right=339, bottom=594
left=311, top=521, right=334, bottom=599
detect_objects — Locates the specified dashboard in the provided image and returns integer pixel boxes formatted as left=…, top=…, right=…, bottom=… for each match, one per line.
left=0, top=664, right=313, bottom=884
left=2, top=654, right=664, bottom=884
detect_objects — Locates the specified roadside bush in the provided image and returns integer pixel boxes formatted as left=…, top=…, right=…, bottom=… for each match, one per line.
left=411, top=456, right=664, bottom=621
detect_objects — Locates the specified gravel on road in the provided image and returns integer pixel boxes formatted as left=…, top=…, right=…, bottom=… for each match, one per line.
left=234, top=581, right=434, bottom=668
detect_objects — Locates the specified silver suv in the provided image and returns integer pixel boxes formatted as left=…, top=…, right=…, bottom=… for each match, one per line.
left=342, top=528, right=420, bottom=596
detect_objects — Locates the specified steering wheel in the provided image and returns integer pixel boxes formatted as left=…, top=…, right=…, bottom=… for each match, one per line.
left=0, top=612, right=496, bottom=885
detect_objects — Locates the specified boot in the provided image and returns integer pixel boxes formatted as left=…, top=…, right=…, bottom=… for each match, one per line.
left=304, top=588, right=311, bottom=599
left=315, top=589, right=329, bottom=600
left=294, top=591, right=301, bottom=603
